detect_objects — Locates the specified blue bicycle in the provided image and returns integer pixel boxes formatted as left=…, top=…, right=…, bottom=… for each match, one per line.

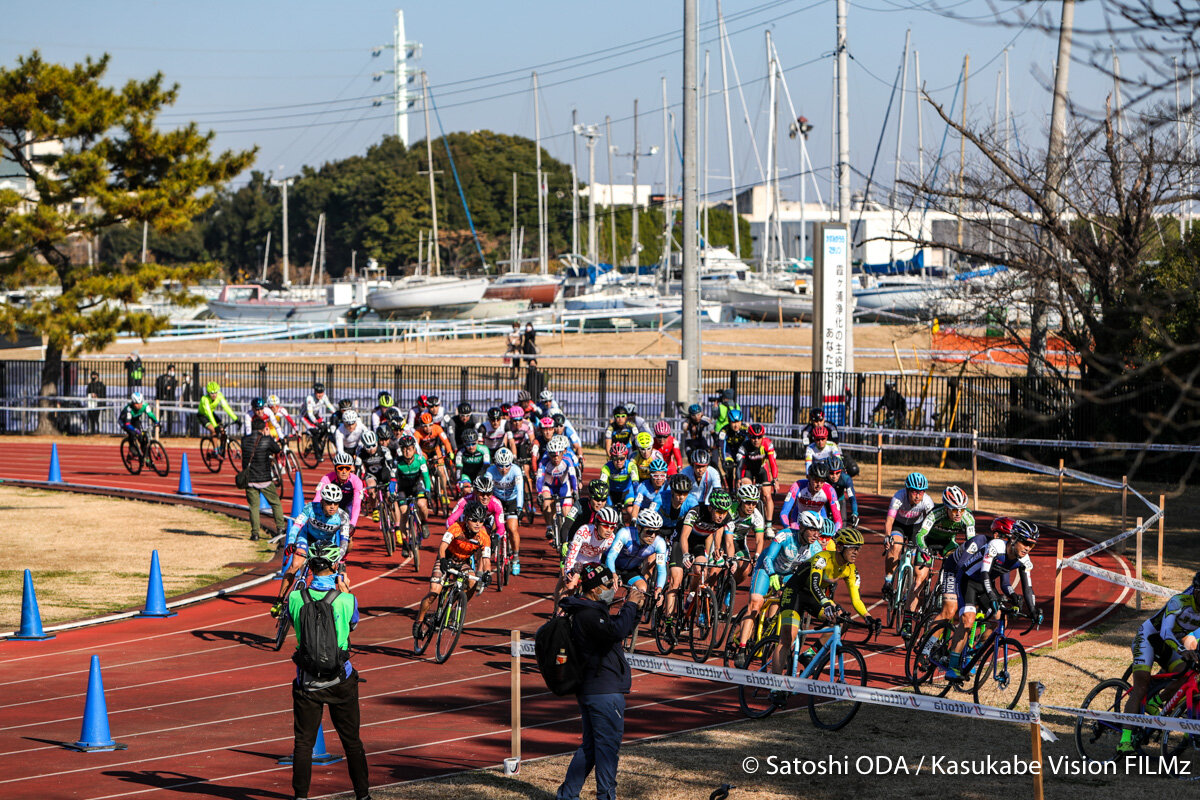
left=738, top=608, right=873, bottom=730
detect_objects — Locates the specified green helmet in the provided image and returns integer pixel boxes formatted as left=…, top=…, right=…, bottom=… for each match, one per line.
left=307, top=542, right=342, bottom=570
left=708, top=488, right=734, bottom=512
left=205, top=381, right=220, bottom=394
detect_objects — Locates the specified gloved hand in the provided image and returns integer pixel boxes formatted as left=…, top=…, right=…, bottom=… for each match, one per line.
left=821, top=602, right=839, bottom=622
left=867, top=616, right=882, bottom=638
left=283, top=544, right=296, bottom=557
left=848, top=513, right=860, bottom=527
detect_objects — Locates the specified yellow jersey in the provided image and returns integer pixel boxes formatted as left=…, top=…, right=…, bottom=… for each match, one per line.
left=803, top=549, right=870, bottom=618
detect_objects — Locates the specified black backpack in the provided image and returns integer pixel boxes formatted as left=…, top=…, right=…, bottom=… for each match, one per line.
left=534, top=610, right=585, bottom=696
left=292, top=587, right=349, bottom=681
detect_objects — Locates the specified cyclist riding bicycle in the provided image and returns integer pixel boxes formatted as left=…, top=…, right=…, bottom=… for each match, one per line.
left=448, top=402, right=478, bottom=450
left=632, top=432, right=659, bottom=476
left=244, top=397, right=282, bottom=441
left=509, top=405, right=539, bottom=497
left=827, top=454, right=859, bottom=527
left=119, top=392, right=159, bottom=450
left=413, top=502, right=493, bottom=641
left=680, top=448, right=723, bottom=506
left=682, top=403, right=714, bottom=455
left=780, top=461, right=843, bottom=530
left=415, top=412, right=455, bottom=496
left=944, top=520, right=1039, bottom=681
left=478, top=407, right=511, bottom=458
left=331, top=398, right=355, bottom=429
left=562, top=478, right=613, bottom=544
left=651, top=420, right=685, bottom=475
left=605, top=508, right=669, bottom=600
left=800, top=408, right=840, bottom=447
left=537, top=436, right=579, bottom=541
left=551, top=413, right=583, bottom=462
left=663, top=488, right=735, bottom=624
left=392, top=432, right=432, bottom=544
left=725, top=483, right=769, bottom=577
left=485, top=444, right=525, bottom=551
left=445, top=474, right=505, bottom=540
left=604, top=405, right=639, bottom=456
left=334, top=409, right=365, bottom=456
left=404, top=394, right=433, bottom=431
left=454, top=430, right=492, bottom=489
left=557, top=505, right=620, bottom=601
left=313, top=453, right=365, bottom=529
left=717, top=410, right=750, bottom=487
left=623, top=401, right=652, bottom=436
left=266, top=395, right=299, bottom=437
left=370, top=391, right=396, bottom=431
left=803, top=425, right=842, bottom=469
left=653, top=473, right=698, bottom=543
left=907, top=485, right=975, bottom=636
left=734, top=422, right=779, bottom=525
left=883, top=472, right=935, bottom=597
left=274, top=483, right=352, bottom=618
left=354, top=429, right=397, bottom=525
left=198, top=382, right=236, bottom=438
left=631, top=458, right=671, bottom=515
left=303, top=382, right=336, bottom=430
left=536, top=389, right=563, bottom=419
left=600, top=442, right=641, bottom=521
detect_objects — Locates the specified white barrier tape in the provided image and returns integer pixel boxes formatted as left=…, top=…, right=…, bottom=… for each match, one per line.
left=1060, top=512, right=1163, bottom=567
left=1063, top=559, right=1175, bottom=599
left=1042, top=702, right=1200, bottom=735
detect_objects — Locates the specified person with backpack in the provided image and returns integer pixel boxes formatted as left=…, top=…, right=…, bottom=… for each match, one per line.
left=287, top=543, right=371, bottom=800
left=539, top=563, right=642, bottom=800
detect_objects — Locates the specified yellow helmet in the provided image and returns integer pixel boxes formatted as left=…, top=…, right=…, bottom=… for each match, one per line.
left=833, top=526, right=865, bottom=548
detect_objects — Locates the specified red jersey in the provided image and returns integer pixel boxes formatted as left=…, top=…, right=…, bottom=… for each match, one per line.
left=654, top=435, right=685, bottom=475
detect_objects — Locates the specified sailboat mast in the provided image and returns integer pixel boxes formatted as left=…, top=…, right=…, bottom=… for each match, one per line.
left=915, top=50, right=924, bottom=182
left=571, top=107, right=580, bottom=257
left=702, top=48, right=710, bottom=256
left=421, top=73, right=440, bottom=276
left=662, top=77, right=672, bottom=271
left=836, top=0, right=850, bottom=225
left=511, top=172, right=518, bottom=274
left=632, top=98, right=641, bottom=269
left=717, top=0, right=740, bottom=259
left=534, top=72, right=547, bottom=274
left=763, top=31, right=777, bottom=273
left=606, top=115, right=617, bottom=265
left=891, top=29, right=911, bottom=266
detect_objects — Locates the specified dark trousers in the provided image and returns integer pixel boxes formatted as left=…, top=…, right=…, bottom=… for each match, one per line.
left=87, top=410, right=101, bottom=434
left=557, top=692, right=625, bottom=800
left=245, top=484, right=285, bottom=539
left=291, top=672, right=370, bottom=799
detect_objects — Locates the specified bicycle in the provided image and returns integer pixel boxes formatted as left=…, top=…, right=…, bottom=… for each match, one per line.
left=910, top=602, right=1039, bottom=709
left=394, top=497, right=423, bottom=572
left=270, top=438, right=302, bottom=490
left=620, top=562, right=663, bottom=654
left=272, top=556, right=309, bottom=651
left=373, top=484, right=396, bottom=558
left=1074, top=663, right=1200, bottom=762
left=121, top=429, right=170, bottom=477
left=295, top=421, right=331, bottom=469
left=412, top=559, right=478, bottom=663
left=199, top=423, right=239, bottom=473
left=738, top=610, right=873, bottom=731
left=724, top=586, right=784, bottom=667
left=492, top=522, right=511, bottom=592
left=709, top=556, right=750, bottom=654
left=519, top=472, right=538, bottom=527
left=653, top=560, right=723, bottom=663
left=885, top=540, right=929, bottom=639
left=544, top=493, right=575, bottom=553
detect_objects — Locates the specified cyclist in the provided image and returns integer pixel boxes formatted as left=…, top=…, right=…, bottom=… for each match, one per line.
left=780, top=461, right=843, bottom=531
left=391, top=432, right=433, bottom=543
left=455, top=430, right=491, bottom=490
left=537, top=436, right=579, bottom=545
left=731, top=509, right=827, bottom=667
left=605, top=508, right=669, bottom=601
left=354, top=429, right=397, bottom=525
left=536, top=389, right=562, bottom=419
left=383, top=405, right=406, bottom=438
left=600, top=442, right=641, bottom=522
left=512, top=389, right=538, bottom=421
left=486, top=447, right=524, bottom=570
left=334, top=409, right=365, bottom=456
left=413, top=502, right=493, bottom=641
left=662, top=488, right=735, bottom=626
left=1120, top=570, right=1200, bottom=754
left=509, top=406, right=539, bottom=502
left=651, top=420, right=685, bottom=475
left=801, top=408, right=840, bottom=447
left=717, top=409, right=750, bottom=487
left=198, top=381, right=237, bottom=442
left=405, top=394, right=433, bottom=431
left=446, top=474, right=504, bottom=540
left=415, top=412, right=455, bottom=499
left=331, top=398, right=355, bottom=429
left=603, top=405, right=639, bottom=456
left=266, top=395, right=299, bottom=437
left=883, top=472, right=935, bottom=597
left=370, top=391, right=396, bottom=431
left=562, top=478, right=612, bottom=545
left=479, top=407, right=511, bottom=458
left=734, top=422, right=779, bottom=526
left=631, top=432, right=657, bottom=476
left=827, top=454, right=859, bottom=527
left=654, top=472, right=698, bottom=543
left=712, top=388, right=740, bottom=436
left=632, top=458, right=671, bottom=516
left=303, top=382, right=336, bottom=433
left=313, top=452, right=365, bottom=530
left=376, top=423, right=398, bottom=459
left=551, top=413, right=584, bottom=463
left=448, top=402, right=477, bottom=450
left=244, top=397, right=281, bottom=441
left=533, top=416, right=556, bottom=455
left=907, top=485, right=975, bottom=635
left=118, top=391, right=159, bottom=452
left=945, top=520, right=1039, bottom=681
left=682, top=403, right=714, bottom=456
left=624, top=401, right=651, bottom=436
left=725, top=484, right=769, bottom=582
left=558, top=505, right=620, bottom=601
left=803, top=425, right=842, bottom=469
left=771, top=526, right=879, bottom=703
left=274, top=483, right=351, bottom=618
left=425, top=394, right=448, bottom=426
left=680, top=448, right=723, bottom=506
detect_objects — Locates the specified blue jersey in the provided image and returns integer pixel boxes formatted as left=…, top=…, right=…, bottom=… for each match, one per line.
left=760, top=530, right=823, bottom=577
left=605, top=526, right=668, bottom=587
left=289, top=501, right=351, bottom=555
left=633, top=479, right=670, bottom=511
left=486, top=463, right=525, bottom=507
left=653, top=493, right=698, bottom=541
left=680, top=464, right=722, bottom=505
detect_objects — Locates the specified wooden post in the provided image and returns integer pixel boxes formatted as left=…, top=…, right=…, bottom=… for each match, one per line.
left=1121, top=475, right=1128, bottom=533
left=1051, top=538, right=1064, bottom=649
left=560, top=323, right=566, bottom=353
left=510, top=629, right=521, bottom=765
left=1158, top=494, right=1166, bottom=583
left=875, top=434, right=883, bottom=495
left=1028, top=683, right=1045, bottom=800
left=777, top=297, right=784, bottom=328
left=1056, top=459, right=1064, bottom=529
left=970, top=429, right=979, bottom=511
left=1135, top=517, right=1143, bottom=612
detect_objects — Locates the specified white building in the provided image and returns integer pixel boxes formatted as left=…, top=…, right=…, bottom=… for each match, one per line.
left=577, top=183, right=653, bottom=208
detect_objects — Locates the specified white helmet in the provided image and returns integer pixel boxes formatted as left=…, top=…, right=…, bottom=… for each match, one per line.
left=320, top=484, right=344, bottom=504
left=360, top=430, right=377, bottom=448
left=636, top=508, right=664, bottom=531
left=342, top=410, right=359, bottom=425
left=494, top=447, right=514, bottom=467
left=539, top=389, right=554, bottom=402
left=596, top=506, right=621, bottom=526
left=798, top=510, right=823, bottom=530
left=547, top=435, right=568, bottom=454
left=130, top=391, right=144, bottom=404
left=332, top=452, right=354, bottom=467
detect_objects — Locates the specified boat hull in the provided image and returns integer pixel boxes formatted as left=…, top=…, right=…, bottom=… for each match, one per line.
left=483, top=280, right=561, bottom=306
left=726, top=285, right=813, bottom=322
left=367, top=277, right=489, bottom=318
left=206, top=300, right=352, bottom=323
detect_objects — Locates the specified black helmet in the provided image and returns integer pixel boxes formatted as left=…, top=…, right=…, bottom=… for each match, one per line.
left=669, top=473, right=694, bottom=493
left=374, top=424, right=392, bottom=441
left=689, top=448, right=710, bottom=466
left=464, top=502, right=489, bottom=523
left=612, top=405, right=627, bottom=417
left=313, top=382, right=326, bottom=393
left=587, top=478, right=610, bottom=501
left=487, top=406, right=502, bottom=421
left=338, top=398, right=353, bottom=410
left=551, top=413, right=566, bottom=425
left=251, top=397, right=265, bottom=411
left=517, top=390, right=532, bottom=403
left=462, top=429, right=479, bottom=445
left=807, top=460, right=830, bottom=481
left=429, top=394, right=441, bottom=406
left=385, top=406, right=402, bottom=423
left=457, top=402, right=472, bottom=415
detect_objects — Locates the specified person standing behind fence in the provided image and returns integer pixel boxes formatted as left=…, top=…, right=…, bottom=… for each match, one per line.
left=505, top=321, right=522, bottom=376
left=241, top=416, right=285, bottom=542
left=873, top=380, right=908, bottom=428
left=179, top=373, right=198, bottom=436
left=85, top=371, right=106, bottom=435
left=556, top=563, right=642, bottom=800
left=123, top=351, right=144, bottom=390
left=154, top=364, right=178, bottom=435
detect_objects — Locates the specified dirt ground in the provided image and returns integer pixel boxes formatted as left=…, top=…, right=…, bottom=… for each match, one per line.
left=0, top=485, right=272, bottom=627
left=4, top=324, right=1011, bottom=375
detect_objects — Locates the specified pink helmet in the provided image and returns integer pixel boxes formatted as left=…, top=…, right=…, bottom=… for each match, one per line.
left=509, top=406, right=525, bottom=420
left=610, top=442, right=629, bottom=458
left=653, top=420, right=672, bottom=437
left=539, top=416, right=554, bottom=429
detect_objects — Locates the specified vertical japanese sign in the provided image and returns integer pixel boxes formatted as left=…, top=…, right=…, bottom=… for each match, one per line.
left=812, top=223, right=849, bottom=410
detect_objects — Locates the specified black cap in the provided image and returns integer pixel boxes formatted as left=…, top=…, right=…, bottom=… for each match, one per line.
left=579, top=563, right=614, bottom=594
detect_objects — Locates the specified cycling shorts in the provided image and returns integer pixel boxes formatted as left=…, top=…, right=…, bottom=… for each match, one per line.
left=779, top=568, right=826, bottom=625
left=539, top=479, right=572, bottom=499
left=669, top=536, right=709, bottom=569
left=1131, top=619, right=1181, bottom=674
left=751, top=567, right=783, bottom=597
left=956, top=578, right=1001, bottom=618
left=889, top=520, right=918, bottom=542
left=741, top=464, right=772, bottom=486
left=431, top=557, right=475, bottom=586
left=501, top=496, right=520, bottom=520
left=937, top=566, right=959, bottom=600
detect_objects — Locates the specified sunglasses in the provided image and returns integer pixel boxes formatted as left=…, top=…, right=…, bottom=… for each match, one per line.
left=335, top=466, right=353, bottom=473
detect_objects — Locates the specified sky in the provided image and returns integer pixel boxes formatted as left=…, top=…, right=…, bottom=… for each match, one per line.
left=2, top=1, right=1143, bottom=206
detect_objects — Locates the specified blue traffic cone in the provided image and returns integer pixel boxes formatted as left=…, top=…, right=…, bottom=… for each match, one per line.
left=11, top=569, right=54, bottom=640
left=135, top=550, right=177, bottom=618
left=277, top=720, right=344, bottom=765
left=48, top=443, right=63, bottom=483
left=286, top=474, right=304, bottom=542
left=259, top=491, right=273, bottom=513
left=68, top=655, right=127, bottom=752
left=176, top=452, right=195, bottom=495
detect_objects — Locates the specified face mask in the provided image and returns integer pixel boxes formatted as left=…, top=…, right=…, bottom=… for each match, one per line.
left=598, top=586, right=616, bottom=604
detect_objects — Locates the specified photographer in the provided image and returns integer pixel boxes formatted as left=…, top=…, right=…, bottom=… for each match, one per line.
left=557, top=563, right=642, bottom=800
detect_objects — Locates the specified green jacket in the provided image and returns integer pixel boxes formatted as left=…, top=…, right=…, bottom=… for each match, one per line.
left=713, top=401, right=741, bottom=434
left=288, top=584, right=359, bottom=684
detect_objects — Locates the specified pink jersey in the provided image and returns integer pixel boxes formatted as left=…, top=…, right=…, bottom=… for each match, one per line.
left=563, top=525, right=615, bottom=575
left=445, top=493, right=504, bottom=534
left=313, top=471, right=365, bottom=528
left=780, top=479, right=842, bottom=528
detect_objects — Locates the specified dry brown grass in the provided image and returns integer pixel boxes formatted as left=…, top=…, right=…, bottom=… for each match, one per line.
left=0, top=485, right=272, bottom=626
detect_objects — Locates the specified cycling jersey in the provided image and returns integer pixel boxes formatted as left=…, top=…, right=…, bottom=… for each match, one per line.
left=563, top=525, right=615, bottom=574
left=119, top=402, right=158, bottom=435
left=391, top=453, right=432, bottom=499
left=679, top=464, right=723, bottom=506
left=445, top=493, right=504, bottom=534
left=198, top=392, right=236, bottom=428
left=955, top=533, right=1035, bottom=611
left=288, top=500, right=351, bottom=557
left=448, top=414, right=478, bottom=450
left=407, top=404, right=447, bottom=431
left=804, top=441, right=842, bottom=467
left=682, top=416, right=714, bottom=453
left=729, top=508, right=767, bottom=554
left=304, top=394, right=336, bottom=424
left=563, top=498, right=610, bottom=543
left=334, top=422, right=364, bottom=455
left=442, top=522, right=491, bottom=562
left=605, top=527, right=668, bottom=587
left=653, top=435, right=685, bottom=474
left=313, top=471, right=365, bottom=528
left=735, top=437, right=778, bottom=483
left=915, top=507, right=976, bottom=557
left=653, top=494, right=698, bottom=542
left=416, top=424, right=454, bottom=462
left=369, top=405, right=394, bottom=431
left=782, top=548, right=870, bottom=620
left=780, top=479, right=842, bottom=528
left=510, top=420, right=537, bottom=462
left=537, top=456, right=579, bottom=498
left=680, top=504, right=732, bottom=550
left=886, top=489, right=935, bottom=534
left=268, top=405, right=298, bottom=435
left=718, top=427, right=751, bottom=466
left=536, top=399, right=563, bottom=419
left=761, top=530, right=824, bottom=578
left=455, top=444, right=492, bottom=483
left=831, top=471, right=858, bottom=519
left=628, top=413, right=651, bottom=435
left=604, top=421, right=638, bottom=448
left=556, top=420, right=582, bottom=450
left=633, top=479, right=670, bottom=512
left=1148, top=588, right=1200, bottom=651
left=632, top=450, right=659, bottom=477
left=801, top=420, right=840, bottom=446
left=244, top=407, right=282, bottom=439
left=486, top=463, right=525, bottom=507
left=354, top=444, right=394, bottom=482
left=478, top=419, right=510, bottom=455
left=600, top=459, right=641, bottom=504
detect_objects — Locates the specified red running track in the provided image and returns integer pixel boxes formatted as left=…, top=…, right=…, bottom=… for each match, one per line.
left=0, top=440, right=1131, bottom=800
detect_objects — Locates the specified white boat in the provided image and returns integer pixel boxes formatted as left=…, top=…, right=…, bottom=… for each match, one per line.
left=726, top=279, right=815, bottom=322
left=854, top=265, right=1007, bottom=321
left=206, top=284, right=353, bottom=323
left=366, top=275, right=489, bottom=318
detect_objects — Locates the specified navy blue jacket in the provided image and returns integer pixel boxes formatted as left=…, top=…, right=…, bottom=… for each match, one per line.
left=560, top=595, right=639, bottom=696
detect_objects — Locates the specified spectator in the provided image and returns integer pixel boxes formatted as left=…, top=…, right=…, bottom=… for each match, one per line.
left=154, top=364, right=178, bottom=435
left=873, top=380, right=908, bottom=428
left=522, top=322, right=539, bottom=369
left=179, top=372, right=198, bottom=436
left=557, top=563, right=642, bottom=800
left=240, top=415, right=284, bottom=542
left=85, top=370, right=106, bottom=435
left=505, top=321, right=522, bottom=377
left=711, top=388, right=740, bottom=436
left=123, top=351, right=144, bottom=389
left=287, top=546, right=372, bottom=800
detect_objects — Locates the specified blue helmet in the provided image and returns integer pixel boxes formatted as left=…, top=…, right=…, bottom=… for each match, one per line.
left=729, top=409, right=743, bottom=422
left=905, top=472, right=929, bottom=491
left=687, top=403, right=702, bottom=415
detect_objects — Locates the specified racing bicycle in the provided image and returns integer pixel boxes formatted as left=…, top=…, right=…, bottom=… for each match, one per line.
left=121, top=430, right=171, bottom=477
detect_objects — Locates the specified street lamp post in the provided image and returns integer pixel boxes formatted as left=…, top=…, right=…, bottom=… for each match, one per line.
left=611, top=98, right=659, bottom=269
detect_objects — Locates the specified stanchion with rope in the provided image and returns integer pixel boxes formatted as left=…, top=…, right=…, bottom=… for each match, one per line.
left=1135, top=516, right=1144, bottom=612
left=1051, top=538, right=1064, bottom=649
left=875, top=434, right=883, bottom=495
left=1158, top=494, right=1166, bottom=583
left=1056, top=459, right=1064, bottom=529
left=1121, top=475, right=1128, bottom=537
left=970, top=429, right=979, bottom=510
left=508, top=629, right=521, bottom=777
left=1027, top=683, right=1045, bottom=800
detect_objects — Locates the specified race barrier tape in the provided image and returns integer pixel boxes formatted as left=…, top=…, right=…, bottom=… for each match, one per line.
left=1059, top=516, right=1162, bottom=568
left=1063, top=560, right=1175, bottom=599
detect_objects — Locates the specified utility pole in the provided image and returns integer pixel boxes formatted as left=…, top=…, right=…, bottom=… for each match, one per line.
left=957, top=54, right=970, bottom=250
left=662, top=77, right=672, bottom=271
left=575, top=123, right=602, bottom=264
left=371, top=10, right=420, bottom=146
left=606, top=115, right=617, bottom=265
left=421, top=72, right=441, bottom=275
left=612, top=100, right=658, bottom=269
left=682, top=0, right=701, bottom=402
left=271, top=176, right=294, bottom=286
left=835, top=0, right=853, bottom=374
left=571, top=108, right=580, bottom=256
left=533, top=72, right=547, bottom=274
left=140, top=221, right=148, bottom=264
left=718, top=1, right=741, bottom=259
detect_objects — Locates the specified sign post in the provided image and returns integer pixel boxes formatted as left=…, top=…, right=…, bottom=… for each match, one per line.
left=812, top=223, right=851, bottom=417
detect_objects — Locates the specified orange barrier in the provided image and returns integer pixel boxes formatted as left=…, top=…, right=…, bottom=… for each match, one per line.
left=932, top=330, right=1079, bottom=370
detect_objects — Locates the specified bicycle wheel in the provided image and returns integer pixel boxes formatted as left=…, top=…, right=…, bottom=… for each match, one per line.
left=738, top=635, right=783, bottom=719
left=146, top=440, right=170, bottom=477
left=380, top=498, right=395, bottom=558
left=715, top=573, right=739, bottom=650
left=284, top=448, right=300, bottom=483
left=494, top=535, right=507, bottom=593
left=910, top=620, right=955, bottom=697
left=412, top=601, right=439, bottom=656
left=120, top=439, right=143, bottom=475
left=324, top=434, right=338, bottom=463
left=891, top=567, right=911, bottom=637
left=272, top=605, right=293, bottom=651
left=296, top=432, right=320, bottom=468
left=225, top=437, right=242, bottom=469
left=1074, top=678, right=1131, bottom=762
left=723, top=607, right=750, bottom=667
left=623, top=597, right=641, bottom=653
left=904, top=611, right=941, bottom=682
left=688, top=587, right=720, bottom=663
left=199, top=437, right=223, bottom=473
left=972, top=637, right=1027, bottom=710
left=653, top=592, right=679, bottom=655
left=435, top=590, right=466, bottom=663
left=808, top=642, right=869, bottom=731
